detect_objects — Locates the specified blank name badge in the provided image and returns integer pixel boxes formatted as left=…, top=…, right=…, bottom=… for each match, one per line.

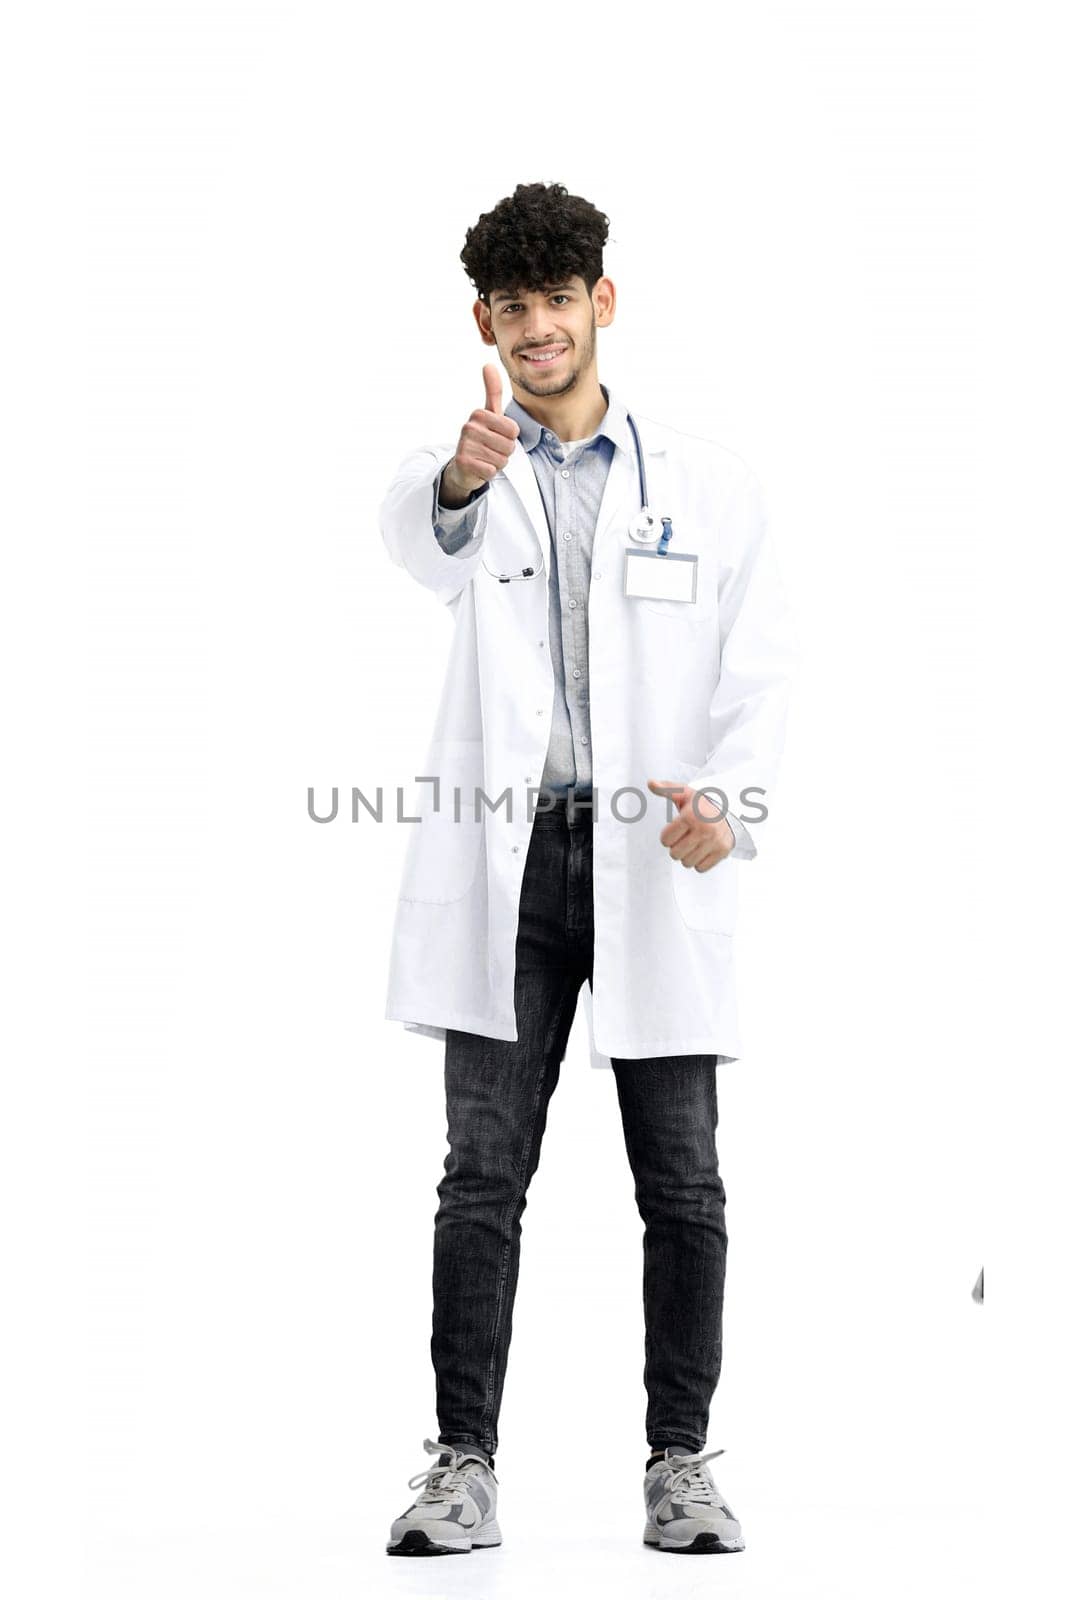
left=623, top=548, right=699, bottom=603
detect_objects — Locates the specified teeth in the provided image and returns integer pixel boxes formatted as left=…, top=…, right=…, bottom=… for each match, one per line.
left=526, top=349, right=563, bottom=362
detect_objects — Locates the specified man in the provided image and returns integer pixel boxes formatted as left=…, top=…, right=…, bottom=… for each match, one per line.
left=379, top=182, right=794, bottom=1556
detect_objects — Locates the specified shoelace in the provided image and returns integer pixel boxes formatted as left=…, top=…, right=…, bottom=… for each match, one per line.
left=661, top=1446, right=726, bottom=1505
left=407, top=1437, right=487, bottom=1505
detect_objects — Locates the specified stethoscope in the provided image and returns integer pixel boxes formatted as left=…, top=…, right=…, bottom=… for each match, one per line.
left=480, top=413, right=673, bottom=583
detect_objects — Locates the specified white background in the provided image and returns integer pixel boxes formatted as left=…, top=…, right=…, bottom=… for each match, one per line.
left=6, top=2, right=1065, bottom=1596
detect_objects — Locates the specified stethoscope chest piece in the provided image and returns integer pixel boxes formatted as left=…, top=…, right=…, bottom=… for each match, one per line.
left=628, top=509, right=659, bottom=544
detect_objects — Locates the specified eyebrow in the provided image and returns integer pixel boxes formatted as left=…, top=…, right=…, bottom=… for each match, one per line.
left=491, top=284, right=578, bottom=304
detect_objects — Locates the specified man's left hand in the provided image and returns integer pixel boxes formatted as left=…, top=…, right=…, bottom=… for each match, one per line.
left=648, top=777, right=735, bottom=872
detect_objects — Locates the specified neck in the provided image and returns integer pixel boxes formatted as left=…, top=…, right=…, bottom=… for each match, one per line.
left=514, top=373, right=608, bottom=443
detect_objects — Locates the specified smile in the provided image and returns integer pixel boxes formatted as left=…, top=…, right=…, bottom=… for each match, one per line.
left=520, top=347, right=567, bottom=366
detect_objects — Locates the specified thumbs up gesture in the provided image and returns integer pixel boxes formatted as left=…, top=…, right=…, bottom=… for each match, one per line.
left=441, top=364, right=521, bottom=505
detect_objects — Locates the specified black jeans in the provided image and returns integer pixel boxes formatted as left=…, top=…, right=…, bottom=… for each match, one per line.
left=431, top=799, right=727, bottom=1457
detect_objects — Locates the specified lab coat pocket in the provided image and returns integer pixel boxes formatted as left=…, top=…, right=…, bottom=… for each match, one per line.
left=669, top=759, right=738, bottom=934
left=398, top=738, right=485, bottom=905
left=636, top=592, right=711, bottom=621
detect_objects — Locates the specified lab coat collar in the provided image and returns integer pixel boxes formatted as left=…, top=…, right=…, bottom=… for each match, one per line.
left=504, top=380, right=664, bottom=458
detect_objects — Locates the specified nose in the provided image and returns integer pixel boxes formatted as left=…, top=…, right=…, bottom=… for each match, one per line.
left=523, top=308, right=559, bottom=341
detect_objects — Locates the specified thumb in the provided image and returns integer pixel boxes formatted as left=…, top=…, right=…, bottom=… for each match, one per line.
left=483, top=363, right=503, bottom=415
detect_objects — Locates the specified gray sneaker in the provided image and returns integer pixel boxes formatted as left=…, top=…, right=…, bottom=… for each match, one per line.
left=643, top=1445, right=745, bottom=1553
left=386, top=1438, right=502, bottom=1556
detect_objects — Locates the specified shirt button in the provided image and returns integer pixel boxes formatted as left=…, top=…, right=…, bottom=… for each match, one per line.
left=561, top=469, right=570, bottom=479
left=512, top=845, right=519, bottom=853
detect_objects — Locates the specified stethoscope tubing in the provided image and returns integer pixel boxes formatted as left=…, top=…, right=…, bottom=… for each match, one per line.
left=480, top=412, right=665, bottom=580
left=627, top=412, right=649, bottom=510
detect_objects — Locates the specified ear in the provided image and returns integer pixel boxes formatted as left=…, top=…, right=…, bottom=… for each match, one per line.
left=472, top=298, right=496, bottom=347
left=592, top=275, right=616, bottom=329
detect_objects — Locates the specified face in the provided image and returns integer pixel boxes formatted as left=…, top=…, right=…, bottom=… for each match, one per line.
left=474, top=276, right=615, bottom=400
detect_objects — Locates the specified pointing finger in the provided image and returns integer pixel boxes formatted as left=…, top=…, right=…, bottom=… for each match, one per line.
left=648, top=777, right=689, bottom=808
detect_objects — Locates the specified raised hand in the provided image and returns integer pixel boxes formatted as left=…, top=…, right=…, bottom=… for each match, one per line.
left=440, top=364, right=521, bottom=504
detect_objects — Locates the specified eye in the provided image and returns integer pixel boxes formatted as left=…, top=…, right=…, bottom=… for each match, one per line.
left=500, top=294, right=571, bottom=314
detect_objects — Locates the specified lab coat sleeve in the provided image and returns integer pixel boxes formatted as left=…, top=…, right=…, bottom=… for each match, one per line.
left=725, top=811, right=756, bottom=861
left=691, top=462, right=797, bottom=858
left=432, top=467, right=490, bottom=556
left=379, top=446, right=489, bottom=604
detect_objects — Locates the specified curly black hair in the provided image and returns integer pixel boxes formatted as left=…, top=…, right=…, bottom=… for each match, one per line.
left=459, top=182, right=610, bottom=305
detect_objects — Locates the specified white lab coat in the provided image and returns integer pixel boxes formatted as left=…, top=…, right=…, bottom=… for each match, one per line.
left=379, top=405, right=795, bottom=1069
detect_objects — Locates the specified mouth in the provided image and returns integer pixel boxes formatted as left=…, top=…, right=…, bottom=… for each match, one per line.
left=518, top=345, right=568, bottom=369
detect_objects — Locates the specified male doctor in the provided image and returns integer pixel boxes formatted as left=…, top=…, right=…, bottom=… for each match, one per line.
left=379, top=182, right=794, bottom=1557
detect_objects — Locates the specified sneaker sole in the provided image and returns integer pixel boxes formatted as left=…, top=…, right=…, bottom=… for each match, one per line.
left=387, top=1521, right=502, bottom=1557
left=643, top=1520, right=744, bottom=1554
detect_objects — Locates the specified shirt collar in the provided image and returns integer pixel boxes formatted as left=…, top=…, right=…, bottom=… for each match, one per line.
left=504, top=381, right=632, bottom=456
